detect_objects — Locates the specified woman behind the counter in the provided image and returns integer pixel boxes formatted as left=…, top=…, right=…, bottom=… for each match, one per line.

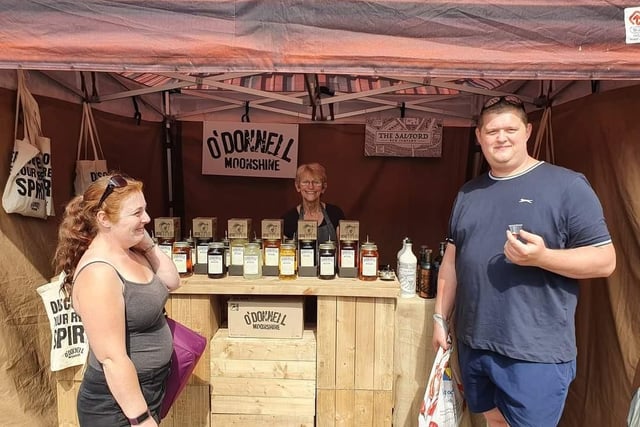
left=282, top=162, right=345, bottom=242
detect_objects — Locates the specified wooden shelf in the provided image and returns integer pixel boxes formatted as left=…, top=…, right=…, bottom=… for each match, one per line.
left=173, top=274, right=400, bottom=298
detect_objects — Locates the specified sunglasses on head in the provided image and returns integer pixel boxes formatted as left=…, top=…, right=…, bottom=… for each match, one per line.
left=97, top=175, right=128, bottom=208
left=481, top=95, right=525, bottom=113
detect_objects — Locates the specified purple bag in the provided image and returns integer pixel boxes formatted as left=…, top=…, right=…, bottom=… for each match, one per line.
left=160, top=317, right=207, bottom=419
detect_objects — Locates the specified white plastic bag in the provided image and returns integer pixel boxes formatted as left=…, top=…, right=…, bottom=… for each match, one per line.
left=418, top=346, right=465, bottom=427
left=37, top=273, right=88, bottom=371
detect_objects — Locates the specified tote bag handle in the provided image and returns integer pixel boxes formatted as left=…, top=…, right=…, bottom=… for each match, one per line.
left=77, top=102, right=105, bottom=161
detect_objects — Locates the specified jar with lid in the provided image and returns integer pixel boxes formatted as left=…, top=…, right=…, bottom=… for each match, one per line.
left=243, top=242, right=262, bottom=279
left=196, top=238, right=212, bottom=266
left=339, top=240, right=357, bottom=269
left=299, top=239, right=316, bottom=267
left=172, top=241, right=193, bottom=278
left=185, top=230, right=196, bottom=262
left=359, top=242, right=378, bottom=281
left=263, top=239, right=281, bottom=267
left=230, top=238, right=247, bottom=266
left=279, top=242, right=297, bottom=280
left=222, top=234, right=231, bottom=268
left=319, top=241, right=336, bottom=280
left=158, top=238, right=174, bottom=259
left=207, top=241, right=226, bottom=279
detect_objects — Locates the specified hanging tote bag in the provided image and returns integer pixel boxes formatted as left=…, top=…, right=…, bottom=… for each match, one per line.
left=2, top=70, right=53, bottom=218
left=74, top=102, right=108, bottom=196
left=160, top=317, right=207, bottom=419
left=418, top=346, right=465, bottom=427
left=36, top=273, right=89, bottom=371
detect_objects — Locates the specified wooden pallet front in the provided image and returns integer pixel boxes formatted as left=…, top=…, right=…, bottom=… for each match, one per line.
left=210, top=328, right=317, bottom=417
left=316, top=296, right=395, bottom=427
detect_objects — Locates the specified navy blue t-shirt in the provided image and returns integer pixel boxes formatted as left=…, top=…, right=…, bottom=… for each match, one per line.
left=448, top=161, right=611, bottom=363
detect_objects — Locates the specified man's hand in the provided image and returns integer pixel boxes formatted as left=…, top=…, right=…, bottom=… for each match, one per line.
left=504, top=229, right=547, bottom=266
left=431, top=314, right=450, bottom=352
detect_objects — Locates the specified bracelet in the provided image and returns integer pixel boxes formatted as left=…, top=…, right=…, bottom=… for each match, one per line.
left=142, top=243, right=156, bottom=254
left=128, top=408, right=152, bottom=425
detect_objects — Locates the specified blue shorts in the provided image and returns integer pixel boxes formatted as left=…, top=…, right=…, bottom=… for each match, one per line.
left=457, top=341, right=576, bottom=427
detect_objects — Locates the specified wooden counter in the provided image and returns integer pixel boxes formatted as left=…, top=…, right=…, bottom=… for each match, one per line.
left=172, top=274, right=400, bottom=298
left=169, top=275, right=398, bottom=426
left=56, top=274, right=400, bottom=427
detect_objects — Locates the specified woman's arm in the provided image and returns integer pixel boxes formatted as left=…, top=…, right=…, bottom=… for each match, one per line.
left=134, top=231, right=180, bottom=291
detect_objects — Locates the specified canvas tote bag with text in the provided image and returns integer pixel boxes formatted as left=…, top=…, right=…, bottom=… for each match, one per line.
left=2, top=70, right=54, bottom=218
left=74, top=102, right=108, bottom=196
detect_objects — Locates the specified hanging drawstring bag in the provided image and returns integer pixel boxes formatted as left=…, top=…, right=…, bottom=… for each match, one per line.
left=2, top=70, right=54, bottom=218
left=74, top=102, right=108, bottom=196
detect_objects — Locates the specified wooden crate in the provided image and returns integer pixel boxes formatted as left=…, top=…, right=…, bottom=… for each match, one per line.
left=316, top=296, right=395, bottom=426
left=210, top=328, right=316, bottom=417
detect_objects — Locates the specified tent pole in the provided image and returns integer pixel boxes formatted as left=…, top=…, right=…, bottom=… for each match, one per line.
left=163, top=91, right=174, bottom=217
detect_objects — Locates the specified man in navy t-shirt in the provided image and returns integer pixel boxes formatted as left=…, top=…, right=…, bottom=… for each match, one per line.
left=432, top=96, right=616, bottom=427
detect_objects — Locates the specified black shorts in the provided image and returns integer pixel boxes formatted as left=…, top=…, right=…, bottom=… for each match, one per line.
left=77, top=363, right=170, bottom=427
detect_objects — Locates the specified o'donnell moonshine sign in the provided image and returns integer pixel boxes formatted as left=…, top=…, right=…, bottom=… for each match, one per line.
left=202, top=122, right=299, bottom=178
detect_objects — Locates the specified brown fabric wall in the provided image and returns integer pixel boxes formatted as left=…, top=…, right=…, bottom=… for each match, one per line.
left=551, top=85, right=640, bottom=427
left=0, top=87, right=165, bottom=426
left=0, top=83, right=638, bottom=426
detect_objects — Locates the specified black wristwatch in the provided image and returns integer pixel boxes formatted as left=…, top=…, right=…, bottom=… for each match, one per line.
left=128, top=408, right=152, bottom=425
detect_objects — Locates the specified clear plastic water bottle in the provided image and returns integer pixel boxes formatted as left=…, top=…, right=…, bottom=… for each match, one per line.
left=398, top=238, right=417, bottom=298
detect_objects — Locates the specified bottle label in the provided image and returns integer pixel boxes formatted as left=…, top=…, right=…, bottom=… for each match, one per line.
left=208, top=254, right=223, bottom=274
left=341, top=249, right=355, bottom=268
left=244, top=255, right=259, bottom=275
left=398, top=261, right=417, bottom=295
left=300, top=248, right=315, bottom=267
left=196, top=245, right=209, bottom=264
left=361, top=256, right=378, bottom=276
left=280, top=255, right=295, bottom=275
left=231, top=246, right=244, bottom=265
left=264, top=247, right=279, bottom=266
left=320, top=257, right=335, bottom=276
left=172, top=253, right=187, bottom=273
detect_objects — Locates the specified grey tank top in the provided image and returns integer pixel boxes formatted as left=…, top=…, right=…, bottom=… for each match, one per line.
left=74, top=261, right=173, bottom=372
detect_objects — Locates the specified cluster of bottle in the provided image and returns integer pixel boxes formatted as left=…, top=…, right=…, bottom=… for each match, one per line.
left=203, top=237, right=379, bottom=281
left=396, top=238, right=447, bottom=299
left=153, top=217, right=382, bottom=282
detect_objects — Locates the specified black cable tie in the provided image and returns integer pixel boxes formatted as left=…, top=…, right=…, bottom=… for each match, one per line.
left=132, top=96, right=141, bottom=125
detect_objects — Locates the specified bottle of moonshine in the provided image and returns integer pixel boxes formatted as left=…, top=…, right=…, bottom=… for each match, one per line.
left=428, top=241, right=447, bottom=298
left=207, top=241, right=226, bottom=279
left=279, top=241, right=297, bottom=280
left=396, top=237, right=409, bottom=284
left=419, top=248, right=433, bottom=298
left=416, top=245, right=428, bottom=295
left=358, top=241, right=379, bottom=281
left=243, top=241, right=262, bottom=279
left=398, top=238, right=417, bottom=298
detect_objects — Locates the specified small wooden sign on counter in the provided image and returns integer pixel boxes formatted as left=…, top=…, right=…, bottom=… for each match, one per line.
left=227, top=297, right=304, bottom=339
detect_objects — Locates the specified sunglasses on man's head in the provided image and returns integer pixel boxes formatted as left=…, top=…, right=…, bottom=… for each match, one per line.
left=481, top=95, right=525, bottom=113
left=97, top=175, right=128, bottom=208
